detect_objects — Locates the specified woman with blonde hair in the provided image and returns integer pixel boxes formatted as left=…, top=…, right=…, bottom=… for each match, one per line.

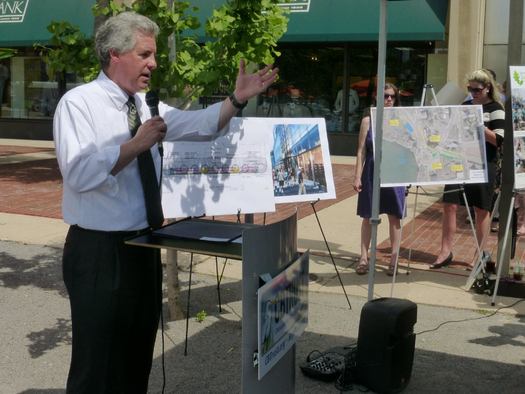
left=431, top=69, right=505, bottom=269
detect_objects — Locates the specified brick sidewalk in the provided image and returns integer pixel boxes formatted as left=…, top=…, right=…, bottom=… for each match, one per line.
left=0, top=158, right=62, bottom=218
left=0, top=144, right=513, bottom=269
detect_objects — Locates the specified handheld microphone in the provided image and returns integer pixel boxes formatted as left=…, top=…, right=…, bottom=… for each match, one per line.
left=145, top=90, right=163, bottom=156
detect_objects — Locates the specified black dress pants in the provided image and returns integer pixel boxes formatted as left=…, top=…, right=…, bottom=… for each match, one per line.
left=63, top=225, right=162, bottom=394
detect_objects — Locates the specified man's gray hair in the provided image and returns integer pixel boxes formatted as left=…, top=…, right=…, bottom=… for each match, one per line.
left=95, top=12, right=159, bottom=69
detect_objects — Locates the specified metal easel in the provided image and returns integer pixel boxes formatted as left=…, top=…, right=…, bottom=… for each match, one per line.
left=404, top=83, right=439, bottom=275
left=400, top=84, right=439, bottom=276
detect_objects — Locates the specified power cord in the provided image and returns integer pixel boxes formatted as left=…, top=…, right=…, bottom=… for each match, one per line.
left=160, top=304, right=166, bottom=394
left=334, top=346, right=358, bottom=392
left=416, top=298, right=525, bottom=336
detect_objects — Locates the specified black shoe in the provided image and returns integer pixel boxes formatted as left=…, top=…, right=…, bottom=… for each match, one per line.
left=386, top=264, right=397, bottom=276
left=430, top=253, right=453, bottom=269
left=481, top=250, right=491, bottom=264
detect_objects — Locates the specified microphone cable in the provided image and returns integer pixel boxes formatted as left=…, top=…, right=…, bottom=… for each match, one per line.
left=160, top=298, right=166, bottom=394
left=159, top=146, right=165, bottom=394
left=146, top=90, right=167, bottom=393
left=159, top=148, right=164, bottom=195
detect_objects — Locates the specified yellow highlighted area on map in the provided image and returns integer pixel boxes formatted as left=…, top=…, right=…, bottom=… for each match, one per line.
left=428, top=135, right=441, bottom=143
left=389, top=119, right=400, bottom=126
left=450, top=164, right=464, bottom=172
left=432, top=162, right=443, bottom=170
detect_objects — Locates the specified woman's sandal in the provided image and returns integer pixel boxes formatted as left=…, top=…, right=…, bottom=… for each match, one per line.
left=356, top=259, right=369, bottom=275
left=386, top=264, right=397, bottom=276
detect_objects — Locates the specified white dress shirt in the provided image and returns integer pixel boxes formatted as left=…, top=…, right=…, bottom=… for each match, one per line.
left=53, top=72, right=222, bottom=231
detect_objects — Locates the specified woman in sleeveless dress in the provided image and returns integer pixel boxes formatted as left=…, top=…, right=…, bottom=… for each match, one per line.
left=353, top=83, right=405, bottom=275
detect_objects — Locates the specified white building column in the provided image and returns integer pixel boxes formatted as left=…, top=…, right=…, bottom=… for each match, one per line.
left=447, top=0, right=486, bottom=87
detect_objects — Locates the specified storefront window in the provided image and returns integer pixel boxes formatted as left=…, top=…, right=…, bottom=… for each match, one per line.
left=255, top=43, right=432, bottom=134
left=0, top=49, right=80, bottom=120
left=255, top=46, right=344, bottom=133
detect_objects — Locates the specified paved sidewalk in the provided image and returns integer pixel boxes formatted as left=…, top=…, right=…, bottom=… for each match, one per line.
left=1, top=240, right=524, bottom=393
left=1, top=138, right=525, bottom=393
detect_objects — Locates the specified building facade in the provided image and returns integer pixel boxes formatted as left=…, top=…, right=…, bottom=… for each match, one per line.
left=1, top=0, right=519, bottom=155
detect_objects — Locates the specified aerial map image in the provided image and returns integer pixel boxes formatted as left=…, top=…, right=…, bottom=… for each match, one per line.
left=371, top=105, right=487, bottom=187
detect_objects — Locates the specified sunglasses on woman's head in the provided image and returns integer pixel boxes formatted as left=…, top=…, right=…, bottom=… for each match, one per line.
left=384, top=93, right=395, bottom=99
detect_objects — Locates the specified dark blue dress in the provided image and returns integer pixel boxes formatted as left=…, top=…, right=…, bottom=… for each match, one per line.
left=357, top=128, right=405, bottom=219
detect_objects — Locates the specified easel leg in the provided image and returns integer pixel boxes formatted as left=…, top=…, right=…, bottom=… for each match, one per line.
left=184, top=252, right=194, bottom=356
left=389, top=188, right=409, bottom=297
left=466, top=192, right=501, bottom=289
left=212, top=214, right=228, bottom=314
left=407, top=186, right=419, bottom=273
left=463, top=188, right=484, bottom=260
left=492, top=193, right=516, bottom=305
left=311, top=200, right=352, bottom=309
left=215, top=257, right=222, bottom=313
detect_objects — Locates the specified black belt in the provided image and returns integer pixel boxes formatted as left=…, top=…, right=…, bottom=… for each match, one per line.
left=71, top=225, right=149, bottom=238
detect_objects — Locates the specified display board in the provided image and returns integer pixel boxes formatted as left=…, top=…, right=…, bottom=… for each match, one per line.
left=371, top=105, right=487, bottom=187
left=161, top=118, right=275, bottom=218
left=250, top=117, right=336, bottom=204
left=510, top=66, right=525, bottom=190
left=161, top=117, right=336, bottom=218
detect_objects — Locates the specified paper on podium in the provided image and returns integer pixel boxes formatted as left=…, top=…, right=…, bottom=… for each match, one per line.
left=153, top=220, right=254, bottom=243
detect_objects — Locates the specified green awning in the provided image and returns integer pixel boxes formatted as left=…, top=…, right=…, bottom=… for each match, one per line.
left=189, top=0, right=447, bottom=42
left=0, top=0, right=95, bottom=47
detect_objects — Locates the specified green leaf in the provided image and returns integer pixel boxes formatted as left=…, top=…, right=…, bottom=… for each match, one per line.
left=41, top=0, right=288, bottom=105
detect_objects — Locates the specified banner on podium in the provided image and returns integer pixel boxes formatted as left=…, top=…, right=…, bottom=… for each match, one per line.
left=257, top=252, right=309, bottom=380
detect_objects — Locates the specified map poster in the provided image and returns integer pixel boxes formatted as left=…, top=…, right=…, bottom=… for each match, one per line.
left=243, top=117, right=336, bottom=204
left=371, top=105, right=488, bottom=187
left=160, top=118, right=275, bottom=218
left=257, top=252, right=309, bottom=380
left=509, top=66, right=525, bottom=190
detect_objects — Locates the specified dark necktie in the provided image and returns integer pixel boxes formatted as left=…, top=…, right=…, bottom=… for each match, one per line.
left=126, top=96, right=164, bottom=228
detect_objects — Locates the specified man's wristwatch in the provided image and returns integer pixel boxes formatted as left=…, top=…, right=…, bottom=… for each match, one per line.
left=229, top=93, right=248, bottom=110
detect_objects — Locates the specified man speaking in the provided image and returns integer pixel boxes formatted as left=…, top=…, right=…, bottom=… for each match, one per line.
left=53, top=11, right=277, bottom=393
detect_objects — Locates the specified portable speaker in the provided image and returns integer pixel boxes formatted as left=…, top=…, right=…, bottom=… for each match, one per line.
left=356, top=297, right=417, bottom=393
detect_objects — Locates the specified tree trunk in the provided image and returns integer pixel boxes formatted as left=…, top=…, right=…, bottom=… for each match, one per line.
left=94, top=0, right=110, bottom=31
left=57, top=71, right=67, bottom=100
left=165, top=249, right=185, bottom=320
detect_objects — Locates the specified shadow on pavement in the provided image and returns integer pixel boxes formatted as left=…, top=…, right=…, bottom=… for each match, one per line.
left=469, top=316, right=525, bottom=347
left=26, top=318, right=72, bottom=359
left=0, top=247, right=65, bottom=296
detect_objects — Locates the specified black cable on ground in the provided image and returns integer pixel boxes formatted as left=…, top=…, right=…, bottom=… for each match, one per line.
left=416, top=298, right=525, bottom=336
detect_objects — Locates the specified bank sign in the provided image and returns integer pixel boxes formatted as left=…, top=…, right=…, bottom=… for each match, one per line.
left=278, top=0, right=310, bottom=12
left=0, top=0, right=29, bottom=23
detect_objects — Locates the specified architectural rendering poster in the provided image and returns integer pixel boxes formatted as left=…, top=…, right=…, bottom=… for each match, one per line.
left=514, top=133, right=525, bottom=190
left=510, top=66, right=525, bottom=190
left=371, top=105, right=487, bottom=187
left=244, top=117, right=336, bottom=204
left=161, top=118, right=275, bottom=218
left=257, top=251, right=309, bottom=380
